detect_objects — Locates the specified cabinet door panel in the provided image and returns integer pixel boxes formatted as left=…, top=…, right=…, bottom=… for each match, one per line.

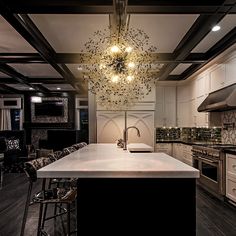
left=97, top=111, right=124, bottom=143
left=127, top=111, right=154, bottom=147
left=210, top=65, right=225, bottom=92
left=225, top=57, right=236, bottom=86
left=155, top=102, right=164, bottom=127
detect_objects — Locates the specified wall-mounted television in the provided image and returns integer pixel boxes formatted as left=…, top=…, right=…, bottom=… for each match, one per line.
left=31, top=97, right=68, bottom=123
left=35, top=101, right=64, bottom=117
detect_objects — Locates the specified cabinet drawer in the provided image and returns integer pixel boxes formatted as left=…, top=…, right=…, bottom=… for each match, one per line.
left=226, top=177, right=236, bottom=203
left=226, top=154, right=236, bottom=178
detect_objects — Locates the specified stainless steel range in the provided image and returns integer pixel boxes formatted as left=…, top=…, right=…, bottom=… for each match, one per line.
left=192, top=144, right=236, bottom=199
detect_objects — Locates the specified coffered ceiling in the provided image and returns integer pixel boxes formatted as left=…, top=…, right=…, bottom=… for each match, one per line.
left=0, top=0, right=236, bottom=94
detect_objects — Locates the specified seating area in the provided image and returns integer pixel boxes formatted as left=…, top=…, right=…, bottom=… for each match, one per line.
left=21, top=141, right=87, bottom=236
left=0, top=131, right=27, bottom=173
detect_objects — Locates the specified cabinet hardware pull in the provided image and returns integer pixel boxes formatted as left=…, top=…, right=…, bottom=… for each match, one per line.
left=232, top=188, right=236, bottom=192
left=232, top=164, right=236, bottom=169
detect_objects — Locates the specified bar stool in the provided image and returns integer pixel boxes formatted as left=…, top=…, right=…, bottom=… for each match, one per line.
left=21, top=157, right=77, bottom=236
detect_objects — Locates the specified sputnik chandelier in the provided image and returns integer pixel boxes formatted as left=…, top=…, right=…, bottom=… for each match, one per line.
left=82, top=27, right=158, bottom=109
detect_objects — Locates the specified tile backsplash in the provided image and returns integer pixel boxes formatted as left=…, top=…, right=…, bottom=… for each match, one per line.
left=221, top=110, right=236, bottom=144
left=156, top=127, right=221, bottom=142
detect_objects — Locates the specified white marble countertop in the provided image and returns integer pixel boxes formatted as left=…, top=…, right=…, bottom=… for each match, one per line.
left=37, top=144, right=199, bottom=178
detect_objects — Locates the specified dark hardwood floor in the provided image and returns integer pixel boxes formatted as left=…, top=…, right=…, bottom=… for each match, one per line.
left=0, top=173, right=236, bottom=236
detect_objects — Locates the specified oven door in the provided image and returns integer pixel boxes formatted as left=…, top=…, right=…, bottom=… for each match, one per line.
left=193, top=154, right=223, bottom=195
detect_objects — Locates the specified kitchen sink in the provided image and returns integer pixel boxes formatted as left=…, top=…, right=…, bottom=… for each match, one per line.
left=127, top=143, right=153, bottom=153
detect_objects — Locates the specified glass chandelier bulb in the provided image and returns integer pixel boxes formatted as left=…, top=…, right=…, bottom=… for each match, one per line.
left=111, top=75, right=119, bottom=83
left=125, top=46, right=133, bottom=53
left=127, top=75, right=134, bottom=82
left=128, top=62, right=135, bottom=68
left=111, top=45, right=120, bottom=53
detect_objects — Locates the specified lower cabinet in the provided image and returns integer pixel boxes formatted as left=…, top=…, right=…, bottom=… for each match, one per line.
left=155, top=143, right=172, bottom=156
left=172, top=143, right=193, bottom=166
left=156, top=142, right=193, bottom=166
left=226, top=154, right=236, bottom=204
left=182, top=144, right=193, bottom=166
left=172, top=143, right=183, bottom=161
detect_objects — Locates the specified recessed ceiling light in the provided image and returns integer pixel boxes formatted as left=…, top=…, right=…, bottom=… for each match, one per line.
left=56, top=87, right=61, bottom=90
left=29, top=87, right=34, bottom=90
left=77, top=67, right=83, bottom=71
left=212, top=25, right=221, bottom=32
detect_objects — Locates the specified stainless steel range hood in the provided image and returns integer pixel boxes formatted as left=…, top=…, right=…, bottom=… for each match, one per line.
left=198, top=83, right=236, bottom=112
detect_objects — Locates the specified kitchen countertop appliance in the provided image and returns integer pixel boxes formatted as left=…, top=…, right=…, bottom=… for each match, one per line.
left=192, top=144, right=236, bottom=199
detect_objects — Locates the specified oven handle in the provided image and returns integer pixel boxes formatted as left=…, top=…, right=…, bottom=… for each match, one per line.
left=194, top=156, right=219, bottom=164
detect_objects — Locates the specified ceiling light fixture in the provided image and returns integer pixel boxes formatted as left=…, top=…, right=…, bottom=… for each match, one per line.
left=29, top=87, right=34, bottom=90
left=82, top=27, right=158, bottom=109
left=31, top=96, right=42, bottom=103
left=212, top=25, right=221, bottom=32
left=56, top=87, right=61, bottom=90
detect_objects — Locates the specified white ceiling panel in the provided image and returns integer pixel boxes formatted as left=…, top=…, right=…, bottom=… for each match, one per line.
left=170, top=63, right=192, bottom=75
left=66, top=64, right=84, bottom=78
left=0, top=72, right=10, bottom=78
left=0, top=16, right=36, bottom=53
left=192, top=15, right=236, bottom=53
left=129, top=14, right=199, bottom=53
left=6, top=84, right=33, bottom=91
left=9, top=64, right=62, bottom=78
left=43, top=84, right=75, bottom=91
left=29, top=14, right=109, bottom=53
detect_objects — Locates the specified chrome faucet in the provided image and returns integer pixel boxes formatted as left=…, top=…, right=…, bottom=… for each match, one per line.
left=123, top=126, right=141, bottom=150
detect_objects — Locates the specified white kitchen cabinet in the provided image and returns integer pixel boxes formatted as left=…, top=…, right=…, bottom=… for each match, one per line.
left=127, top=111, right=155, bottom=148
left=225, top=57, right=236, bottom=86
left=172, top=143, right=183, bottom=161
left=97, top=111, right=125, bottom=143
left=195, top=74, right=209, bottom=98
left=182, top=144, right=193, bottom=166
left=155, top=143, right=172, bottom=156
left=155, top=86, right=176, bottom=127
left=177, top=101, right=190, bottom=127
left=172, top=143, right=192, bottom=166
left=209, top=64, right=226, bottom=92
left=97, top=111, right=155, bottom=148
left=195, top=96, right=208, bottom=127
left=226, top=154, right=236, bottom=204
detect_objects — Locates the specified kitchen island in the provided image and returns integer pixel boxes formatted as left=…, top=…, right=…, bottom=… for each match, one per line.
left=38, top=144, right=199, bottom=235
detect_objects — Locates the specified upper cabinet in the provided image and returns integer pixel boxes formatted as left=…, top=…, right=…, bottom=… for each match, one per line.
left=225, top=57, right=236, bottom=86
left=209, top=64, right=226, bottom=93
left=155, top=86, right=176, bottom=127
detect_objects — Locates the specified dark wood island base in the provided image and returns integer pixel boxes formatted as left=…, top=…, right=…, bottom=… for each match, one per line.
left=77, top=178, right=196, bottom=235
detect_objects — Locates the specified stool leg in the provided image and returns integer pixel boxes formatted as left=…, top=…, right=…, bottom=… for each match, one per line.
left=37, top=203, right=44, bottom=236
left=42, top=179, right=52, bottom=229
left=0, top=163, right=3, bottom=189
left=37, top=179, right=46, bottom=236
left=67, top=203, right=71, bottom=236
left=20, top=182, right=33, bottom=236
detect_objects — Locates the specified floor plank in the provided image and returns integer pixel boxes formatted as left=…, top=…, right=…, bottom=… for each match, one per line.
left=0, top=174, right=236, bottom=236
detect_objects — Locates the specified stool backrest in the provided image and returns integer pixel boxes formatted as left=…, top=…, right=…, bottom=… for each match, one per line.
left=47, top=150, right=63, bottom=161
left=24, top=157, right=53, bottom=182
left=72, top=142, right=87, bottom=150
left=62, top=146, right=76, bottom=156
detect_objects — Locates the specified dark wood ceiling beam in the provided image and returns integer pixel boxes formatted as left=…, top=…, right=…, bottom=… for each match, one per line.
left=157, top=1, right=235, bottom=81
left=0, top=0, right=113, bottom=14
left=2, top=0, right=236, bottom=14
left=0, top=63, right=45, bottom=91
left=0, top=84, right=19, bottom=93
left=0, top=53, right=206, bottom=64
left=179, top=26, right=236, bottom=80
left=0, top=7, right=80, bottom=90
